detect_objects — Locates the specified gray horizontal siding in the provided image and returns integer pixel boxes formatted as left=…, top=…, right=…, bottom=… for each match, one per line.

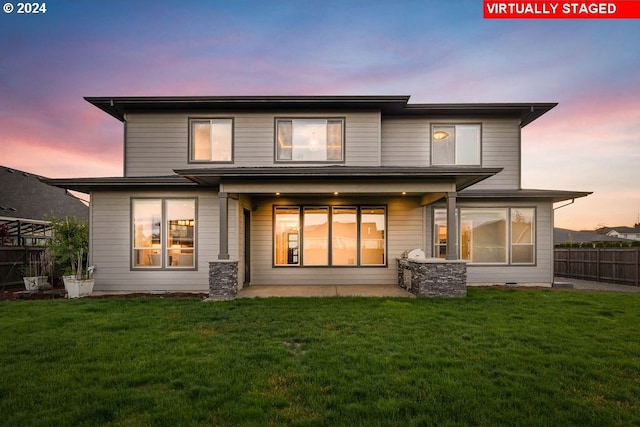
left=248, top=196, right=422, bottom=285
left=124, top=112, right=381, bottom=176
left=471, top=119, right=521, bottom=190
left=381, top=118, right=430, bottom=166
left=90, top=189, right=219, bottom=292
left=381, top=118, right=521, bottom=190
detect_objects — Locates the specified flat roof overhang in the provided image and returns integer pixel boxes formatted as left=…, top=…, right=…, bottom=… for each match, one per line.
left=42, top=175, right=198, bottom=193
left=458, top=189, right=592, bottom=203
left=395, top=103, right=557, bottom=127
left=174, top=166, right=503, bottom=196
left=84, top=95, right=412, bottom=122
left=85, top=96, right=556, bottom=127
left=42, top=167, right=501, bottom=196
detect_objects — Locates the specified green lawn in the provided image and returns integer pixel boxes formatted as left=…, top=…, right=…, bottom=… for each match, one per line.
left=1, top=289, right=639, bottom=426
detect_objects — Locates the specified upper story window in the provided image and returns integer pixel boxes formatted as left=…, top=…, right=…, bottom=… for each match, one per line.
left=276, top=118, right=344, bottom=162
left=190, top=118, right=233, bottom=162
left=432, top=124, right=481, bottom=165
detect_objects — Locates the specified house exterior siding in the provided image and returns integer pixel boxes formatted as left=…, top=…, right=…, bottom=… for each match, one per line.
left=90, top=189, right=220, bottom=292
left=247, top=196, right=423, bottom=285
left=381, top=117, right=520, bottom=189
left=124, top=111, right=381, bottom=176
left=46, top=96, right=588, bottom=294
left=425, top=200, right=554, bottom=284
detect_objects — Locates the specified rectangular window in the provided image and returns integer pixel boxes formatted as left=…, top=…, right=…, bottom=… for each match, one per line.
left=303, top=207, right=329, bottom=266
left=166, top=200, right=196, bottom=268
left=274, top=205, right=385, bottom=267
left=461, top=208, right=507, bottom=264
left=360, top=207, right=386, bottom=266
left=190, top=118, right=233, bottom=162
left=511, top=208, right=535, bottom=264
left=433, top=208, right=448, bottom=259
left=133, top=199, right=162, bottom=268
left=132, top=199, right=196, bottom=269
left=274, top=207, right=300, bottom=266
left=276, top=118, right=344, bottom=162
left=432, top=124, right=481, bottom=165
left=434, top=207, right=535, bottom=265
left=332, top=207, right=357, bottom=265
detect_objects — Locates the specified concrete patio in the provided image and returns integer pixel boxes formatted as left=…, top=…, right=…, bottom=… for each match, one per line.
left=237, top=284, right=414, bottom=298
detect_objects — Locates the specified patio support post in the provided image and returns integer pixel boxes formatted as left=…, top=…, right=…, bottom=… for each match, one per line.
left=218, top=192, right=230, bottom=260
left=446, top=191, right=458, bottom=260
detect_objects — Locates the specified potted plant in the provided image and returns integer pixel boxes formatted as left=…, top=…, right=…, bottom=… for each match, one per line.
left=64, top=248, right=95, bottom=299
left=22, top=251, right=52, bottom=292
left=46, top=216, right=93, bottom=298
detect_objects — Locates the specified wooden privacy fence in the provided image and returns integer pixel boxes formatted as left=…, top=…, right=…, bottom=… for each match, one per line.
left=0, top=247, right=46, bottom=288
left=554, top=248, right=640, bottom=286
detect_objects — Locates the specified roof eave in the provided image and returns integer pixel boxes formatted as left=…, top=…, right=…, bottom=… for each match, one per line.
left=174, top=166, right=503, bottom=192
left=43, top=176, right=200, bottom=193
left=398, top=103, right=558, bottom=126
left=459, top=189, right=592, bottom=203
left=84, top=95, right=412, bottom=122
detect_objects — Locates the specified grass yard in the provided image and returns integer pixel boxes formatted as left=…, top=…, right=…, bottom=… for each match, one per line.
left=1, top=289, right=639, bottom=427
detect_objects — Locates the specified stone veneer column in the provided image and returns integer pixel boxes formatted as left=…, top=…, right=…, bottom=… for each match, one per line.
left=208, top=260, right=238, bottom=301
left=398, top=258, right=467, bottom=297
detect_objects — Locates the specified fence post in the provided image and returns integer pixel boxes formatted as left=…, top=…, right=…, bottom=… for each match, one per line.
left=596, top=248, right=601, bottom=282
left=635, top=248, right=640, bottom=286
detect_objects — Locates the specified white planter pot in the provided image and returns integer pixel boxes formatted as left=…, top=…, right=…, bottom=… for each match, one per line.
left=23, top=276, right=48, bottom=292
left=64, top=277, right=95, bottom=299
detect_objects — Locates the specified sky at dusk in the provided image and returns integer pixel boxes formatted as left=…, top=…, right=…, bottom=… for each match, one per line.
left=1, top=0, right=639, bottom=230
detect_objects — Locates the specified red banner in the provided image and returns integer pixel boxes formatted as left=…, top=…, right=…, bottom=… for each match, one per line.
left=484, top=1, right=640, bottom=18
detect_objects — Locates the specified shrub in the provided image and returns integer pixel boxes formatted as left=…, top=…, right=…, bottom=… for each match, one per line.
left=46, top=216, right=89, bottom=276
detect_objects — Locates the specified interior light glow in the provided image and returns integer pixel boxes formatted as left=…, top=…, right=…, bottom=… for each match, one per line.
left=433, top=130, right=450, bottom=140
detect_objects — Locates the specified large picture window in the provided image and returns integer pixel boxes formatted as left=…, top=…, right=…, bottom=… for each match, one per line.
left=434, top=207, right=535, bottom=265
left=190, top=118, right=233, bottom=162
left=276, top=118, right=344, bottom=162
left=360, top=207, right=386, bottom=265
left=274, top=206, right=385, bottom=267
left=432, top=124, right=481, bottom=165
left=332, top=207, right=357, bottom=265
left=461, top=208, right=507, bottom=264
left=274, top=207, right=300, bottom=266
left=132, top=198, right=196, bottom=269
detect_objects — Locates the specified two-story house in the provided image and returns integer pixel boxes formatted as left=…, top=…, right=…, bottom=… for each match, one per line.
left=47, top=95, right=590, bottom=294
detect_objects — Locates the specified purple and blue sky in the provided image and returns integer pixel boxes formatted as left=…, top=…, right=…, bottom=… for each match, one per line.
left=1, top=0, right=638, bottom=230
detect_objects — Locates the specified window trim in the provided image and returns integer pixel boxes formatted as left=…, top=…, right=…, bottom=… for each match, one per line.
left=430, top=123, right=482, bottom=166
left=432, top=206, right=536, bottom=266
left=188, top=117, right=234, bottom=164
left=510, top=207, right=536, bottom=265
left=274, top=117, right=346, bottom=164
left=131, top=197, right=198, bottom=271
left=273, top=204, right=387, bottom=268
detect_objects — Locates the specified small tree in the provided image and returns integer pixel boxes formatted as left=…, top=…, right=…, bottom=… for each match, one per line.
left=46, top=216, right=89, bottom=277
